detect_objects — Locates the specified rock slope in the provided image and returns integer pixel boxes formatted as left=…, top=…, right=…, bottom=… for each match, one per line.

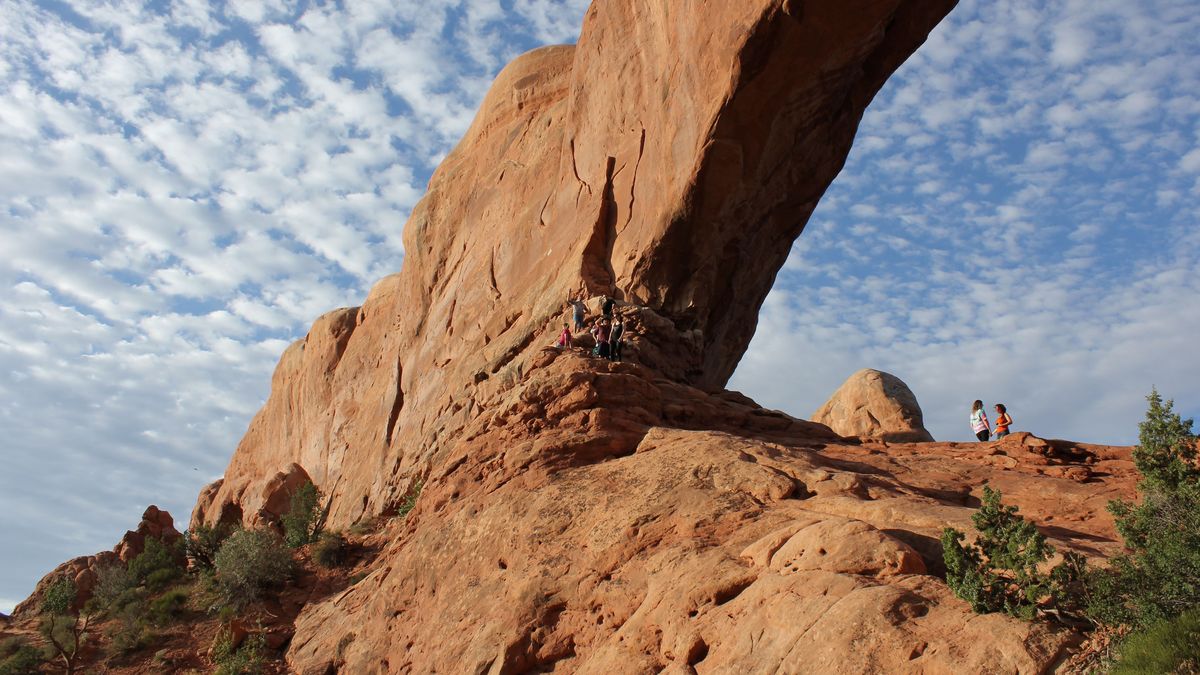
left=283, top=351, right=1135, bottom=673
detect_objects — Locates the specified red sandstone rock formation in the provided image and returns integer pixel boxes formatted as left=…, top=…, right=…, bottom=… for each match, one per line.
left=813, top=368, right=935, bottom=442
left=12, top=506, right=179, bottom=618
left=182, top=0, right=1147, bottom=671
left=191, top=0, right=960, bottom=532
left=15, top=0, right=1150, bottom=672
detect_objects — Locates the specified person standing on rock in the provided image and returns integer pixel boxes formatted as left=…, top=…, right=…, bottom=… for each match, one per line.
left=597, top=317, right=614, bottom=357
left=589, top=320, right=601, bottom=356
left=570, top=297, right=587, bottom=333
left=601, top=295, right=615, bottom=319
left=970, top=400, right=991, bottom=441
left=993, top=404, right=1012, bottom=439
left=609, top=318, right=625, bottom=362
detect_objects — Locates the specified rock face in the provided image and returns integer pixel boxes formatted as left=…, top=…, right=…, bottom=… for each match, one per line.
left=12, top=506, right=179, bottom=618
left=813, top=368, right=935, bottom=442
left=284, top=352, right=1135, bottom=673
left=191, top=0, right=959, bottom=533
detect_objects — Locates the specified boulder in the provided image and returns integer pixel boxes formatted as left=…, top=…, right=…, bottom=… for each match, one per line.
left=812, top=369, right=935, bottom=442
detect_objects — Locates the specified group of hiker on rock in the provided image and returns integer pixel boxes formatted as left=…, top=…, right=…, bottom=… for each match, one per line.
left=555, top=294, right=629, bottom=362
left=970, top=400, right=1012, bottom=442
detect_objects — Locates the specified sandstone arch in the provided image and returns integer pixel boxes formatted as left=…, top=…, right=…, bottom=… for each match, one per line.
left=194, top=0, right=959, bottom=533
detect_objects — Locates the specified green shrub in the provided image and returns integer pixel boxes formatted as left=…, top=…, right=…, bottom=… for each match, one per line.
left=88, top=563, right=135, bottom=614
left=128, top=537, right=183, bottom=588
left=347, top=518, right=377, bottom=537
left=0, top=637, right=43, bottom=675
left=145, top=567, right=181, bottom=592
left=1088, top=390, right=1200, bottom=628
left=184, top=524, right=233, bottom=571
left=282, top=481, right=322, bottom=548
left=1111, top=608, right=1200, bottom=674
left=41, top=576, right=76, bottom=616
left=0, top=637, right=29, bottom=660
left=942, top=486, right=1085, bottom=619
left=147, top=588, right=190, bottom=627
left=396, top=481, right=422, bottom=519
left=1131, top=389, right=1198, bottom=492
left=212, top=628, right=266, bottom=675
left=109, top=587, right=149, bottom=616
left=213, top=529, right=294, bottom=608
left=104, top=620, right=155, bottom=657
left=312, top=532, right=348, bottom=568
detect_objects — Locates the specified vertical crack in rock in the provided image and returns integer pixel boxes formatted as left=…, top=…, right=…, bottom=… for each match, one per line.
left=570, top=137, right=592, bottom=205
left=385, top=356, right=404, bottom=448
left=488, top=247, right=501, bottom=298
left=581, top=156, right=619, bottom=292
left=623, top=127, right=647, bottom=230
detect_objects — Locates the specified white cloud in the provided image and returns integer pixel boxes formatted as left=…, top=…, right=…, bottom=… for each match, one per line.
left=734, top=0, right=1200, bottom=452
left=1181, top=148, right=1200, bottom=173
left=1050, top=24, right=1092, bottom=67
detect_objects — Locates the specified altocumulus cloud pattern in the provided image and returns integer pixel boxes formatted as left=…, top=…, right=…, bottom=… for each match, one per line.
left=1, top=0, right=1198, bottom=611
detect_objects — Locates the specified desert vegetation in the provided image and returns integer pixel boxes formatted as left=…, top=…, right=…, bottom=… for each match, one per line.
left=0, top=479, right=387, bottom=673
left=946, top=389, right=1200, bottom=671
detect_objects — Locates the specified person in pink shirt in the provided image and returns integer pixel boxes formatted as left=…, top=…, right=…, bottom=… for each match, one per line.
left=590, top=319, right=611, bottom=358
left=555, top=323, right=572, bottom=349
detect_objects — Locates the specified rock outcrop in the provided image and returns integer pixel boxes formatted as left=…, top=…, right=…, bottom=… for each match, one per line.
left=813, top=368, right=935, bottom=442
left=12, top=506, right=179, bottom=617
left=178, top=0, right=1147, bottom=670
left=282, top=352, right=1135, bottom=673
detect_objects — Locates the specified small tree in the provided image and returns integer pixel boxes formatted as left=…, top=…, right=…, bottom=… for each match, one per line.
left=127, top=536, right=184, bottom=590
left=1131, top=388, right=1198, bottom=492
left=282, top=481, right=322, bottom=548
left=942, top=486, right=1084, bottom=619
left=1090, top=389, right=1200, bottom=628
left=39, top=578, right=92, bottom=674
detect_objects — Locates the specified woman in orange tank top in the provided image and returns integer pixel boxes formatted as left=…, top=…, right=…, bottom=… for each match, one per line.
left=994, top=403, right=1012, bottom=438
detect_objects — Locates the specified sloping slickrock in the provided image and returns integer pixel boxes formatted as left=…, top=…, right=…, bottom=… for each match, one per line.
left=283, top=352, right=1111, bottom=674
left=813, top=368, right=935, bottom=442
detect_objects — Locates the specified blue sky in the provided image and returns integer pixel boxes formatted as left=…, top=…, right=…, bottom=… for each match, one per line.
left=1, top=0, right=1196, bottom=612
